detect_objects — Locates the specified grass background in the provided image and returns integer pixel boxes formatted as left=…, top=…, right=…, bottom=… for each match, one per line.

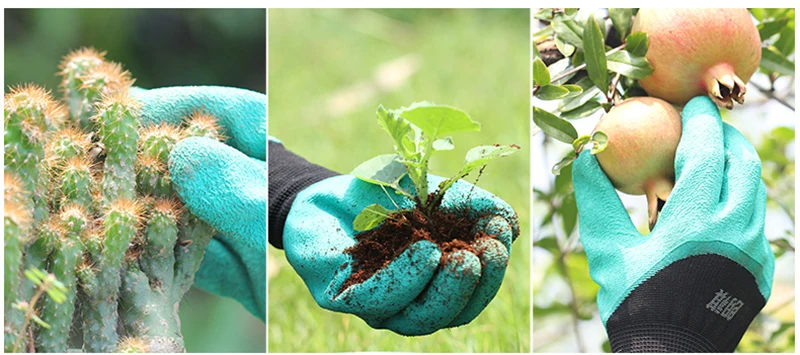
left=5, top=9, right=266, bottom=352
left=268, top=9, right=530, bottom=352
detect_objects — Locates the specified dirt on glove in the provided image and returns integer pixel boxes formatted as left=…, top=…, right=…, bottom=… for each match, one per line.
left=340, top=196, right=492, bottom=293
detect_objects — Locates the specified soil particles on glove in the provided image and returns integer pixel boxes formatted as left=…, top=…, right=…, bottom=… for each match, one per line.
left=340, top=202, right=492, bottom=293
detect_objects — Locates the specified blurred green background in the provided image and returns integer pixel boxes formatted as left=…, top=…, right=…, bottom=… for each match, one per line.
left=4, top=8, right=266, bottom=352
left=5, top=8, right=265, bottom=93
left=269, top=9, right=530, bottom=352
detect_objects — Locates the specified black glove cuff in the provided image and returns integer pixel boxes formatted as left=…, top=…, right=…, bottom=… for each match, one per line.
left=268, top=141, right=338, bottom=249
left=606, top=254, right=766, bottom=352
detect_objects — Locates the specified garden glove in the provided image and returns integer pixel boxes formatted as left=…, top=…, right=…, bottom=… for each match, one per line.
left=269, top=141, right=518, bottom=336
left=134, top=86, right=266, bottom=321
left=572, top=96, right=774, bottom=352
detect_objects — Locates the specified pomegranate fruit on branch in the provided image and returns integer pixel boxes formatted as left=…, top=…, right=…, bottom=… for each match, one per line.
left=632, top=8, right=761, bottom=109
left=593, top=97, right=682, bottom=229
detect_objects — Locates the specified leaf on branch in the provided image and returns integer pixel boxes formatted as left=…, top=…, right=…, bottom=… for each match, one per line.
left=582, top=15, right=609, bottom=94
left=552, top=150, right=577, bottom=175
left=572, top=135, right=591, bottom=151
left=561, top=100, right=602, bottom=120
left=625, top=32, right=650, bottom=57
left=607, top=50, right=654, bottom=79
left=533, top=107, right=579, bottom=143
left=761, top=46, right=795, bottom=75
left=536, top=85, right=571, bottom=100
left=758, top=17, right=790, bottom=41
left=533, top=57, right=551, bottom=86
left=609, top=8, right=633, bottom=41
left=461, top=144, right=520, bottom=174
left=392, top=102, right=481, bottom=138
left=351, top=154, right=407, bottom=187
left=554, top=35, right=576, bottom=57
left=432, top=137, right=455, bottom=151
left=590, top=131, right=609, bottom=154
left=552, top=18, right=584, bottom=49
left=353, top=204, right=391, bottom=231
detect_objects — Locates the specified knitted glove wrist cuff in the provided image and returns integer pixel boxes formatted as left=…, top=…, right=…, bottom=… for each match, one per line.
left=268, top=141, right=338, bottom=249
left=609, top=322, right=718, bottom=352
left=605, top=254, right=766, bottom=352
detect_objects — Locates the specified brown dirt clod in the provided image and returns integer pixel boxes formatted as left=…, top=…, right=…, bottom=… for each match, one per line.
left=340, top=202, right=492, bottom=293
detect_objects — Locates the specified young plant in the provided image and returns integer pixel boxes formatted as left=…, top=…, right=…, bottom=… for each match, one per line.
left=351, top=102, right=519, bottom=231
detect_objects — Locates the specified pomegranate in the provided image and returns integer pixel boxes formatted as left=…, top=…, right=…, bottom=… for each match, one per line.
left=632, top=8, right=761, bottom=109
left=594, top=97, right=682, bottom=229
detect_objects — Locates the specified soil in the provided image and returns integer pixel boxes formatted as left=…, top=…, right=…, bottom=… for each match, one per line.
left=340, top=195, right=494, bottom=293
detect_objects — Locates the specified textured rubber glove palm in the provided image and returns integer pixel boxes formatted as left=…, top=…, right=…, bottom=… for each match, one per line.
left=284, top=174, right=518, bottom=336
left=134, top=86, right=266, bottom=321
left=572, top=96, right=774, bottom=352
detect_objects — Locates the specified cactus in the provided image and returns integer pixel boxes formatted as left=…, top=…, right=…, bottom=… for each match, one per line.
left=4, top=48, right=225, bottom=352
left=37, top=207, right=85, bottom=352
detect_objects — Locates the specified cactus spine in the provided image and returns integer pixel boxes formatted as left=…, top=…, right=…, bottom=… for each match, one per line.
left=5, top=48, right=226, bottom=353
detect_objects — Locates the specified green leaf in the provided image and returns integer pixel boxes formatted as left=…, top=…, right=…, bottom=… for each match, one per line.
left=774, top=27, right=795, bottom=59
left=561, top=100, right=602, bottom=120
left=625, top=32, right=649, bottom=57
left=559, top=77, right=601, bottom=111
left=552, top=150, right=577, bottom=175
left=572, top=135, right=591, bottom=151
left=554, top=35, right=575, bottom=57
left=761, top=46, right=795, bottom=75
left=564, top=8, right=578, bottom=16
left=376, top=105, right=413, bottom=157
left=461, top=144, right=520, bottom=175
left=582, top=15, right=609, bottom=94
left=393, top=102, right=480, bottom=138
left=351, top=154, right=407, bottom=187
left=607, top=51, right=654, bottom=79
left=533, top=57, right=551, bottom=86
left=533, top=107, right=578, bottom=144
left=590, top=131, right=609, bottom=154
left=560, top=192, right=578, bottom=237
left=432, top=137, right=454, bottom=151
left=562, top=84, right=584, bottom=99
left=552, top=18, right=584, bottom=49
left=353, top=204, right=391, bottom=231
left=533, top=8, right=555, bottom=21
left=536, top=85, right=571, bottom=100
left=758, top=18, right=790, bottom=41
left=609, top=8, right=633, bottom=41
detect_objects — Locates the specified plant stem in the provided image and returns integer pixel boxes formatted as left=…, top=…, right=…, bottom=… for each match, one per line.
left=533, top=43, right=627, bottom=96
left=749, top=80, right=795, bottom=111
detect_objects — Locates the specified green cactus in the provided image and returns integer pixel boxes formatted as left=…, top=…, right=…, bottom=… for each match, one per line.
left=95, top=94, right=139, bottom=204
left=5, top=48, right=227, bottom=353
left=37, top=207, right=86, bottom=352
left=81, top=200, right=140, bottom=352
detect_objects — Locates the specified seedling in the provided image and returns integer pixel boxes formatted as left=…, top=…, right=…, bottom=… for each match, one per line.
left=351, top=102, right=519, bottom=231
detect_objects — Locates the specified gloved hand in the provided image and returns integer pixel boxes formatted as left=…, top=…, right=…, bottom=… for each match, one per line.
left=572, top=96, right=774, bottom=352
left=133, top=86, right=266, bottom=321
left=283, top=171, right=518, bottom=336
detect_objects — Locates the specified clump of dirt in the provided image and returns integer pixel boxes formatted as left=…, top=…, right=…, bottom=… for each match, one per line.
left=340, top=198, right=493, bottom=293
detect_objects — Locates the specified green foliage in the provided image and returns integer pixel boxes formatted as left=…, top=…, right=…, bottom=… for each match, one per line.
left=352, top=103, right=519, bottom=230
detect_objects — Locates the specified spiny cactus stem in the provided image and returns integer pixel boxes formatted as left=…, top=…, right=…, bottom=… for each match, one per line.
left=37, top=210, right=85, bottom=352
left=172, top=215, right=216, bottom=301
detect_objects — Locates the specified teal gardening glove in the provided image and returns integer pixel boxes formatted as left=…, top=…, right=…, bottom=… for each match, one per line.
left=572, top=96, right=774, bottom=352
left=134, top=86, right=266, bottom=321
left=270, top=142, right=518, bottom=336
